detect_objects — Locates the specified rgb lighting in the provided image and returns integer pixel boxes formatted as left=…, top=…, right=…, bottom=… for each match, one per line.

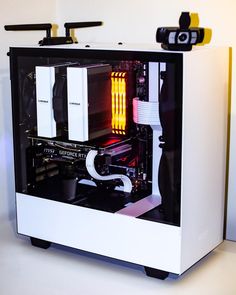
left=111, top=72, right=127, bottom=135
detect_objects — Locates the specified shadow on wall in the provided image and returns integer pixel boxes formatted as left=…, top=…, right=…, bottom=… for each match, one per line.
left=190, top=12, right=212, bottom=46
left=0, top=69, right=16, bottom=222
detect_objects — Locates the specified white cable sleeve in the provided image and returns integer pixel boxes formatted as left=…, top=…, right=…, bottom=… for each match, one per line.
left=133, top=96, right=162, bottom=196
left=85, top=150, right=132, bottom=193
left=133, top=97, right=160, bottom=126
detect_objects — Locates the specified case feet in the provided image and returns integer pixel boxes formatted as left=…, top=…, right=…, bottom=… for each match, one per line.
left=144, top=266, right=169, bottom=280
left=30, top=237, right=51, bottom=249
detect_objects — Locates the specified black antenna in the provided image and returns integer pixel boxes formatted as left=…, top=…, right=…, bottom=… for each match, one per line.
left=4, top=23, right=52, bottom=38
left=64, top=21, right=103, bottom=37
left=5, top=21, right=103, bottom=46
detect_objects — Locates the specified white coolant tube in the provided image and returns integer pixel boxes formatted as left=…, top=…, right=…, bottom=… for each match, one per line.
left=85, top=150, right=132, bottom=193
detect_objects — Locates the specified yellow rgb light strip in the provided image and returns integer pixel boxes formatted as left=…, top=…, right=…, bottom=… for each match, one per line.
left=111, top=72, right=127, bottom=135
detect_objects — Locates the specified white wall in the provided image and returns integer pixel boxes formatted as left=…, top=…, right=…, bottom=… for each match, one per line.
left=0, top=0, right=56, bottom=220
left=56, top=0, right=235, bottom=45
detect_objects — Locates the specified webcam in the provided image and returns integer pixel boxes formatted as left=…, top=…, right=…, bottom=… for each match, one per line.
left=156, top=12, right=205, bottom=51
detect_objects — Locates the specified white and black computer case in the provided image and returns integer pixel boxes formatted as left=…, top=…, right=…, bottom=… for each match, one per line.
left=9, top=44, right=228, bottom=279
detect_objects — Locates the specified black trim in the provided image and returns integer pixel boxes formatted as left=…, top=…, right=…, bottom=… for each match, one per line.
left=10, top=51, right=22, bottom=191
left=9, top=47, right=183, bottom=64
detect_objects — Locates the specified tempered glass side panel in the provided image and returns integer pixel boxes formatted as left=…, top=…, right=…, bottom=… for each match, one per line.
left=10, top=48, right=182, bottom=226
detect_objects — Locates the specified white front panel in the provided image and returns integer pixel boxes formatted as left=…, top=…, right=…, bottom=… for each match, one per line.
left=16, top=193, right=181, bottom=274
left=180, top=48, right=228, bottom=272
left=67, top=67, right=88, bottom=141
left=36, top=66, right=56, bottom=138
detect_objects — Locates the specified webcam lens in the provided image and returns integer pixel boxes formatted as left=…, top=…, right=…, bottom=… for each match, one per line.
left=178, top=32, right=188, bottom=42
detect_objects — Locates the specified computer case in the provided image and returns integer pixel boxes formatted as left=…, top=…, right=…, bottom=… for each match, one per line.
left=8, top=44, right=228, bottom=279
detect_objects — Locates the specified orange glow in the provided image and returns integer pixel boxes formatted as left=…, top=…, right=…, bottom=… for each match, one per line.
left=111, top=72, right=127, bottom=135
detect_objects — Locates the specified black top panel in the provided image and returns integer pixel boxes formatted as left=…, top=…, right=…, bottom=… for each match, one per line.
left=9, top=46, right=183, bottom=64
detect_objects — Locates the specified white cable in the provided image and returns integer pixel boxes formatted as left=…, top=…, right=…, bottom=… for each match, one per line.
left=133, top=97, right=160, bottom=126
left=85, top=150, right=132, bottom=193
left=133, top=96, right=161, bottom=196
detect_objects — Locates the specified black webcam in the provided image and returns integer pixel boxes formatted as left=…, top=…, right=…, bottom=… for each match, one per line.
left=156, top=12, right=205, bottom=51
